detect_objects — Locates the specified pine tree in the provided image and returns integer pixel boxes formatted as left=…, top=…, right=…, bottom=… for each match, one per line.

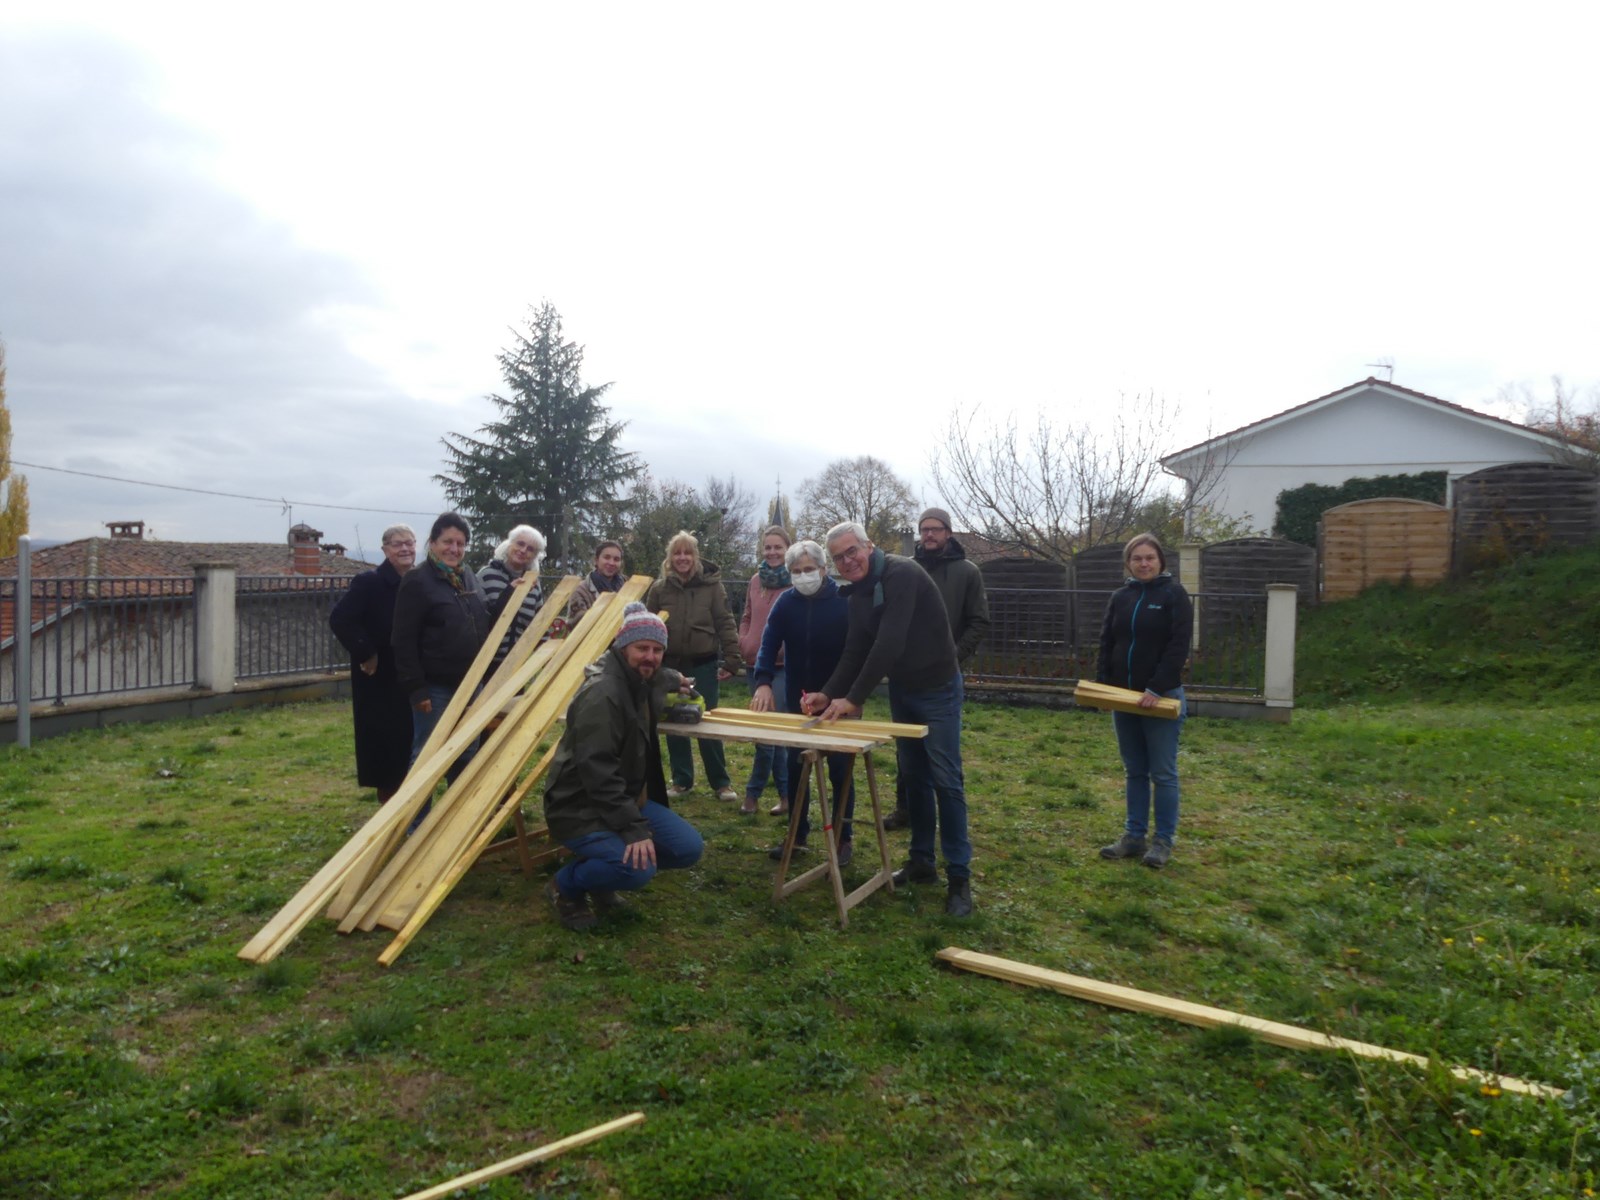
left=0, top=338, right=30, bottom=557
left=436, top=304, right=640, bottom=565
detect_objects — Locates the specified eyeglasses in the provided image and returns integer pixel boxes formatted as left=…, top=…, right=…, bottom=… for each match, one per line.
left=833, top=544, right=867, bottom=562
left=384, top=540, right=416, bottom=549
left=918, top=525, right=946, bottom=535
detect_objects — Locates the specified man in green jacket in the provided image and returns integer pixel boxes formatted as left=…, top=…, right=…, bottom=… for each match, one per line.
left=543, top=602, right=705, bottom=931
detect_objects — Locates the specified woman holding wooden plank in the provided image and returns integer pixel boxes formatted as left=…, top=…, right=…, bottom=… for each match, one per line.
left=749, top=539, right=857, bottom=866
left=1095, top=533, right=1192, bottom=869
left=328, top=523, right=417, bottom=804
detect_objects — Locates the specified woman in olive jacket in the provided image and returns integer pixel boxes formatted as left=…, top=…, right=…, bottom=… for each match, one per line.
left=645, top=529, right=743, bottom=801
left=1095, top=532, right=1192, bottom=869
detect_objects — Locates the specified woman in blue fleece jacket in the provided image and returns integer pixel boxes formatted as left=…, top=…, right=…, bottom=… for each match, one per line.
left=1095, top=532, right=1192, bottom=869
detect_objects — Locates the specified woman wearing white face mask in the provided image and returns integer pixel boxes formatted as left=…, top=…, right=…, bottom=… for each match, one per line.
left=749, top=540, right=857, bottom=865
left=737, top=525, right=794, bottom=815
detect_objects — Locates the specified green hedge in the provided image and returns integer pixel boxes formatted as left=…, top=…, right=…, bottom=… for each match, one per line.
left=1273, top=471, right=1447, bottom=546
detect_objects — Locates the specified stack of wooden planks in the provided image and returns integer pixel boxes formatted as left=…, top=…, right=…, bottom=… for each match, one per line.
left=1072, top=679, right=1181, bottom=719
left=239, top=573, right=654, bottom=968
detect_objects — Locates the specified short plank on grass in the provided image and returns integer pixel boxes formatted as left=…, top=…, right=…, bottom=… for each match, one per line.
left=937, top=947, right=1564, bottom=1099
left=398, top=1112, right=645, bottom=1200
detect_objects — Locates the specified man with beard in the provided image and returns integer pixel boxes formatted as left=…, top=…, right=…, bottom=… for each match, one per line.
left=542, top=602, right=704, bottom=930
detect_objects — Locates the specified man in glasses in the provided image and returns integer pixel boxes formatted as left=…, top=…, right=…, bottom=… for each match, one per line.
left=801, top=522, right=974, bottom=917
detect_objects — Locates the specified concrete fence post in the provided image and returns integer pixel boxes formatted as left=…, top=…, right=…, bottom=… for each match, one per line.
left=16, top=536, right=31, bottom=748
left=1263, top=583, right=1297, bottom=711
left=194, top=562, right=238, bottom=693
left=1179, top=541, right=1203, bottom=652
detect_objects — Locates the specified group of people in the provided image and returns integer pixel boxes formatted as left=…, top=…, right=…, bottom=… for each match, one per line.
left=329, top=508, right=1194, bottom=932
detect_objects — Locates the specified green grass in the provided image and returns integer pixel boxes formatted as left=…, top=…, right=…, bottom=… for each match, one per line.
left=1296, top=540, right=1600, bottom=706
left=1, top=674, right=1598, bottom=1196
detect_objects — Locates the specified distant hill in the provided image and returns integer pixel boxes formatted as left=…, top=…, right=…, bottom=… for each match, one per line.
left=1296, top=542, right=1600, bottom=706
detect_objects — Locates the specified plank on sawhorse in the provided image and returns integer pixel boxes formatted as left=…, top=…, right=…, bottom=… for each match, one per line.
left=936, top=947, right=1564, bottom=1099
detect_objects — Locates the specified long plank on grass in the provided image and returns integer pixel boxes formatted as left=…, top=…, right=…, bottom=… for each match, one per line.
left=396, top=1112, right=645, bottom=1200
left=936, top=948, right=1564, bottom=1099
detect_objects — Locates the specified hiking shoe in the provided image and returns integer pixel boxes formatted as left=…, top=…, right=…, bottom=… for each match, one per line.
left=769, top=841, right=807, bottom=861
left=945, top=880, right=974, bottom=918
left=892, top=857, right=939, bottom=886
left=1099, top=833, right=1148, bottom=860
left=882, top=808, right=910, bottom=831
left=591, top=889, right=624, bottom=913
left=1142, top=839, right=1174, bottom=869
left=716, top=787, right=740, bottom=803
left=740, top=795, right=759, bottom=815
left=666, top=783, right=692, bottom=800
left=835, top=841, right=854, bottom=868
left=546, top=877, right=597, bottom=931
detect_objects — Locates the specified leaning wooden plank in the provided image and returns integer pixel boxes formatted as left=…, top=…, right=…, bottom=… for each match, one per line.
left=1071, top=680, right=1181, bottom=719
left=323, top=574, right=542, bottom=921
left=706, top=708, right=929, bottom=739
left=397, top=1112, right=646, bottom=1200
left=377, top=741, right=562, bottom=965
left=936, top=948, right=1564, bottom=1100
left=365, top=582, right=646, bottom=931
left=340, top=584, right=644, bottom=933
left=238, top=708, right=492, bottom=963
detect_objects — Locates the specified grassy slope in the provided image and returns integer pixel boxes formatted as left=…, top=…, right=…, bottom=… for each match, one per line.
left=1295, top=542, right=1600, bottom=706
left=2, top=686, right=1598, bottom=1198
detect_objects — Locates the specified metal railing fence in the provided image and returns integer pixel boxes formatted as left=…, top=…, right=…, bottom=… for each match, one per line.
left=235, top=576, right=348, bottom=680
left=2, top=576, right=197, bottom=705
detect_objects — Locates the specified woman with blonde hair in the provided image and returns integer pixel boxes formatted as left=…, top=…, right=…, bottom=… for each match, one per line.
left=645, top=530, right=743, bottom=801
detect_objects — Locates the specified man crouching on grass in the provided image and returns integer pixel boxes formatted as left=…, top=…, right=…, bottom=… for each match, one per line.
left=542, top=602, right=704, bottom=931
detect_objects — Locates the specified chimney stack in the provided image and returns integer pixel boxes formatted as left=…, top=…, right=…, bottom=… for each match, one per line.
left=106, top=520, right=145, bottom=540
left=288, top=523, right=324, bottom=575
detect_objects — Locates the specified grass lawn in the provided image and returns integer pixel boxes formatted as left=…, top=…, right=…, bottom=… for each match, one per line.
left=2, top=689, right=1598, bottom=1198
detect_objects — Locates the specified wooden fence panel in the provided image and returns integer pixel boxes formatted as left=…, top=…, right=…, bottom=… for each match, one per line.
left=1317, top=499, right=1451, bottom=601
left=1452, top=461, right=1600, bottom=573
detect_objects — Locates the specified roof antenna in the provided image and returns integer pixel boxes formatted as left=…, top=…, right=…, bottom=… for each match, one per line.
left=1365, top=358, right=1395, bottom=382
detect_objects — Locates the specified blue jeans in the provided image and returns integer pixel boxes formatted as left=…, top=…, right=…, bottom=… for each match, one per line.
left=1112, top=687, right=1185, bottom=844
left=407, top=683, right=479, bottom=831
left=556, top=801, right=704, bottom=896
left=666, top=660, right=730, bottom=790
left=889, top=672, right=971, bottom=883
left=745, top=668, right=790, bottom=800
left=784, top=747, right=856, bottom=845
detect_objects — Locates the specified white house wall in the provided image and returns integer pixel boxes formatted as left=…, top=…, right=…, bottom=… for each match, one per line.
left=1195, top=389, right=1563, bottom=530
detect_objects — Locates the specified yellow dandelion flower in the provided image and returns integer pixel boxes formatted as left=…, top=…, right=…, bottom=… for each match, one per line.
left=1480, top=1085, right=1501, bottom=1097
left=1442, top=937, right=1454, bottom=945
left=1469, top=1128, right=1482, bottom=1136
left=1474, top=935, right=1486, bottom=944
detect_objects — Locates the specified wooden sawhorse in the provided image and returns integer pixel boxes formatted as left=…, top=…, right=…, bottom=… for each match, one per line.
left=770, top=747, right=895, bottom=928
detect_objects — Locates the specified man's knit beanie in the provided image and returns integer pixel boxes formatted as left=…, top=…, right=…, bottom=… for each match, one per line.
left=918, top=506, right=953, bottom=532
left=614, top=601, right=668, bottom=649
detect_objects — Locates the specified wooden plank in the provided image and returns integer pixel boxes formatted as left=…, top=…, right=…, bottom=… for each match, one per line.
left=704, top=708, right=928, bottom=740
left=361, top=578, right=650, bottom=933
left=397, top=1112, right=645, bottom=1200
left=687, top=717, right=889, bottom=754
left=353, top=585, right=641, bottom=933
left=936, top=948, right=1564, bottom=1099
left=377, top=741, right=562, bottom=966
left=1072, top=681, right=1181, bottom=719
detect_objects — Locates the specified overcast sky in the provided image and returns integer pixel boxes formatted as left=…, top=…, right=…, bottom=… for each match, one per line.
left=3, top=2, right=1597, bottom=562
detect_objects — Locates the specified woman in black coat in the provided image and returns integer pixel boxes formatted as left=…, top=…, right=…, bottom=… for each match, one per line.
left=328, top=524, right=417, bottom=802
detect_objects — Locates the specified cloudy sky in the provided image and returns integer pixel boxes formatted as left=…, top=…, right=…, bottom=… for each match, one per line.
left=2, top=2, right=1596, bottom=562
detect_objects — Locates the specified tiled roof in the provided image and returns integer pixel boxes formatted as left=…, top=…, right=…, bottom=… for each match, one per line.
left=0, top=537, right=374, bottom=580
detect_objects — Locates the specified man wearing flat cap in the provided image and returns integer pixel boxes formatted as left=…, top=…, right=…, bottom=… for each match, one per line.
left=543, top=602, right=704, bottom=930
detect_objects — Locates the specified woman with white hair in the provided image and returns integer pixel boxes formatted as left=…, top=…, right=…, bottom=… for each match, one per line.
left=328, top=523, right=417, bottom=803
left=478, top=524, right=547, bottom=669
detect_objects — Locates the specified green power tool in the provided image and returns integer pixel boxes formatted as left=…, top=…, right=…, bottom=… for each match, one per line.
left=662, top=686, right=707, bottom=725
